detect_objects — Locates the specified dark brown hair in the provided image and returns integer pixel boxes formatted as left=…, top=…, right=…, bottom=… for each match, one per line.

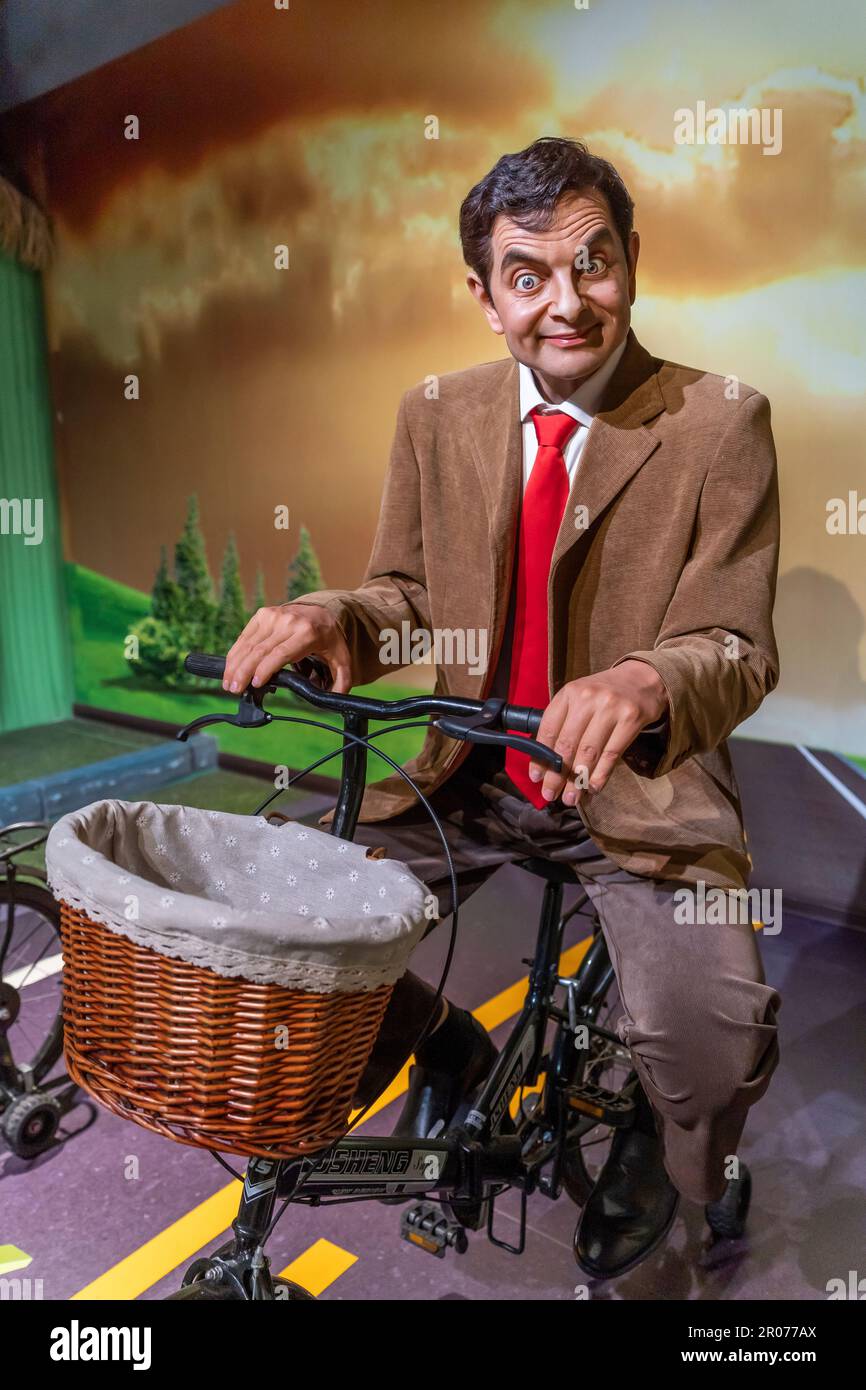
left=459, top=136, right=635, bottom=291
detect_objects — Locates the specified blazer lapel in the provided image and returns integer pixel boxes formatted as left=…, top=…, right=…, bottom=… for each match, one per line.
left=464, top=358, right=523, bottom=679
left=551, top=329, right=666, bottom=572
left=464, top=355, right=522, bottom=543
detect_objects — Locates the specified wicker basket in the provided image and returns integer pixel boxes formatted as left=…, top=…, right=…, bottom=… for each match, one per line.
left=58, top=902, right=394, bottom=1159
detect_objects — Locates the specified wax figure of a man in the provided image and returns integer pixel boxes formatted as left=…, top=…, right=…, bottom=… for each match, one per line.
left=223, top=138, right=782, bottom=1278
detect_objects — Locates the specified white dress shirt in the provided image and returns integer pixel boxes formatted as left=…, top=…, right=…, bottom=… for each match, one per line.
left=518, top=334, right=628, bottom=490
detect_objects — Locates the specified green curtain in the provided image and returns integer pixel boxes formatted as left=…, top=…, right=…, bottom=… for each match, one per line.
left=0, top=250, right=73, bottom=735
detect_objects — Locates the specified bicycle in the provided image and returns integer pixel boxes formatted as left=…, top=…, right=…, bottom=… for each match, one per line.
left=138, top=650, right=751, bottom=1299
left=0, top=823, right=80, bottom=1158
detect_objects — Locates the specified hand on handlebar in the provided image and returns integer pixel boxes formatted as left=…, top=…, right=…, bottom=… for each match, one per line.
left=530, top=661, right=669, bottom=806
left=222, top=603, right=353, bottom=696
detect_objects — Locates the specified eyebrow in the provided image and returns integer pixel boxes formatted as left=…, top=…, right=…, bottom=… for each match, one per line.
left=498, top=226, right=617, bottom=275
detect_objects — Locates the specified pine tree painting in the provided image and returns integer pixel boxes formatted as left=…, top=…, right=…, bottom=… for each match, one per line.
left=287, top=525, right=324, bottom=601
left=151, top=545, right=183, bottom=626
left=174, top=495, right=216, bottom=650
left=215, top=533, right=247, bottom=650
left=252, top=566, right=267, bottom=614
left=130, top=502, right=328, bottom=690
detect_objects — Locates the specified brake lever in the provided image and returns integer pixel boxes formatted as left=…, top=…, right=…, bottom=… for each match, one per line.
left=434, top=713, right=563, bottom=773
left=176, top=685, right=274, bottom=742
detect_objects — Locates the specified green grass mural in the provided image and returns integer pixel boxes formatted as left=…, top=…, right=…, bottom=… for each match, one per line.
left=66, top=563, right=428, bottom=784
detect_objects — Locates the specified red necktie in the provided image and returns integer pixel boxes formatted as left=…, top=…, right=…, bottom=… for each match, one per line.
left=505, top=408, right=578, bottom=806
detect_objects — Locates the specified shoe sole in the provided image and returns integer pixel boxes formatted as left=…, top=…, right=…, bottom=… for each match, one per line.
left=574, top=1192, right=681, bottom=1281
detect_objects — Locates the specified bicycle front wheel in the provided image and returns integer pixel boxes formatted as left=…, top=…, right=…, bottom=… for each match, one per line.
left=0, top=879, right=65, bottom=1089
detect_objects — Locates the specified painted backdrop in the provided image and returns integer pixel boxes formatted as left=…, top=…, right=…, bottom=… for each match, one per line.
left=1, top=0, right=864, bottom=755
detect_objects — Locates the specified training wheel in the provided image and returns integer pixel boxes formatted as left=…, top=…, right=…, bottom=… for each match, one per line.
left=2, top=1091, right=62, bottom=1158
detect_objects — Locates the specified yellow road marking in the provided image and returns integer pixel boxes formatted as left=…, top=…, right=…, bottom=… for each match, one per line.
left=0, top=1244, right=32, bottom=1276
left=278, top=1239, right=356, bottom=1294
left=71, top=1182, right=242, bottom=1301
left=71, top=931, right=595, bottom=1301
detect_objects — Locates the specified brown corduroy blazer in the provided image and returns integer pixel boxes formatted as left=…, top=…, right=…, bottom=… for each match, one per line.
left=293, top=328, right=781, bottom=889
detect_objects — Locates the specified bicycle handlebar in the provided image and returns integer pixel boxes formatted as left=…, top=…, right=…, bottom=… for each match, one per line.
left=183, top=651, right=548, bottom=742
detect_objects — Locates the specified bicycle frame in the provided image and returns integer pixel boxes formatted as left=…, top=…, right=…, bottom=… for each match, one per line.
left=171, top=656, right=629, bottom=1293
left=225, top=858, right=614, bottom=1267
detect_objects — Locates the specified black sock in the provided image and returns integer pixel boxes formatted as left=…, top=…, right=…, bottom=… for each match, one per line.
left=415, top=1003, right=479, bottom=1075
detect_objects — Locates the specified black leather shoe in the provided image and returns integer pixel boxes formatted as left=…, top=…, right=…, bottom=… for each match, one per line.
left=377, top=1013, right=497, bottom=1206
left=573, top=1076, right=680, bottom=1279
left=391, top=1012, right=497, bottom=1141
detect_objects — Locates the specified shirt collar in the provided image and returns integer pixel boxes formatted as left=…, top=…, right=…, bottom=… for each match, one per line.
left=518, top=334, right=629, bottom=428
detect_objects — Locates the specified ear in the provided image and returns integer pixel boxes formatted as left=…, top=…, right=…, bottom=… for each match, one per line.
left=466, top=271, right=505, bottom=335
left=626, top=231, right=640, bottom=305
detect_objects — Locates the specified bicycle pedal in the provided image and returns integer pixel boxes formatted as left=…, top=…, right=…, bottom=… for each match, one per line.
left=400, top=1202, right=468, bottom=1258
left=565, top=1080, right=635, bottom=1127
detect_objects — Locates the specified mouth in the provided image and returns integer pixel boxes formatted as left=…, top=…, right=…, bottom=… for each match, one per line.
left=541, top=324, right=602, bottom=348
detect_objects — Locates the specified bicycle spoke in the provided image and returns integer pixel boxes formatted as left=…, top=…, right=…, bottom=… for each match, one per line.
left=0, top=888, right=62, bottom=1076
left=4, top=916, right=53, bottom=973
left=9, top=939, right=60, bottom=991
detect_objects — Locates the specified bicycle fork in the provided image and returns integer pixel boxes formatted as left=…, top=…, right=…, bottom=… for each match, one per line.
left=180, top=1156, right=301, bottom=1300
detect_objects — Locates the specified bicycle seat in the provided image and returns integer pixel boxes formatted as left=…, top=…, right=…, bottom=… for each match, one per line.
left=514, top=856, right=577, bottom=886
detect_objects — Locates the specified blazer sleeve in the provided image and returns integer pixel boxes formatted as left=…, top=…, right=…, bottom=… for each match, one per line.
left=286, top=391, right=432, bottom=688
left=613, top=389, right=781, bottom=777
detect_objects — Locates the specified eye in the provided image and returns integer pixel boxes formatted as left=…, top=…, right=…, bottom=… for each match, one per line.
left=514, top=272, right=541, bottom=291
left=574, top=254, right=606, bottom=276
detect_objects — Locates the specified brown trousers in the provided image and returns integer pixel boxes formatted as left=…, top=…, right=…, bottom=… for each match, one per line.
left=348, top=745, right=781, bottom=1205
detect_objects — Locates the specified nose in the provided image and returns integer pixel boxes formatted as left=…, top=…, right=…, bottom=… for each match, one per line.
left=546, top=269, right=584, bottom=322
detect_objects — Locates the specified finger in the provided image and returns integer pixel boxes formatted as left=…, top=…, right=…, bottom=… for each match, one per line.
left=559, top=754, right=595, bottom=807
left=566, top=706, right=644, bottom=802
left=230, top=626, right=291, bottom=691
left=589, top=698, right=645, bottom=792
left=223, top=611, right=270, bottom=690
left=560, top=713, right=618, bottom=804
left=539, top=706, right=594, bottom=802
left=250, top=626, right=321, bottom=688
left=587, top=722, right=641, bottom=793
left=528, top=698, right=566, bottom=787
left=328, top=656, right=353, bottom=694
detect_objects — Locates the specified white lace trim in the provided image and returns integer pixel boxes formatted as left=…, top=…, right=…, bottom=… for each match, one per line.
left=49, top=869, right=409, bottom=995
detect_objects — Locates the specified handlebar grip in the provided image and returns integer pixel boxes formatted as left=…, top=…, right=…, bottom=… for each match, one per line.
left=185, top=652, right=227, bottom=680
left=503, top=704, right=544, bottom=737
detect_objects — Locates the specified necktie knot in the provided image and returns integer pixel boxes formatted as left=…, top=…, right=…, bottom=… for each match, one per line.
left=531, top=407, right=579, bottom=453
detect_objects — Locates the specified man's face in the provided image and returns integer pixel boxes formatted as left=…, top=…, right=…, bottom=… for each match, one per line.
left=467, top=189, right=639, bottom=400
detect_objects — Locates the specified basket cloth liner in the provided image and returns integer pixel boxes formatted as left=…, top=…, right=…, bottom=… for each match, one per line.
left=45, top=800, right=438, bottom=994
